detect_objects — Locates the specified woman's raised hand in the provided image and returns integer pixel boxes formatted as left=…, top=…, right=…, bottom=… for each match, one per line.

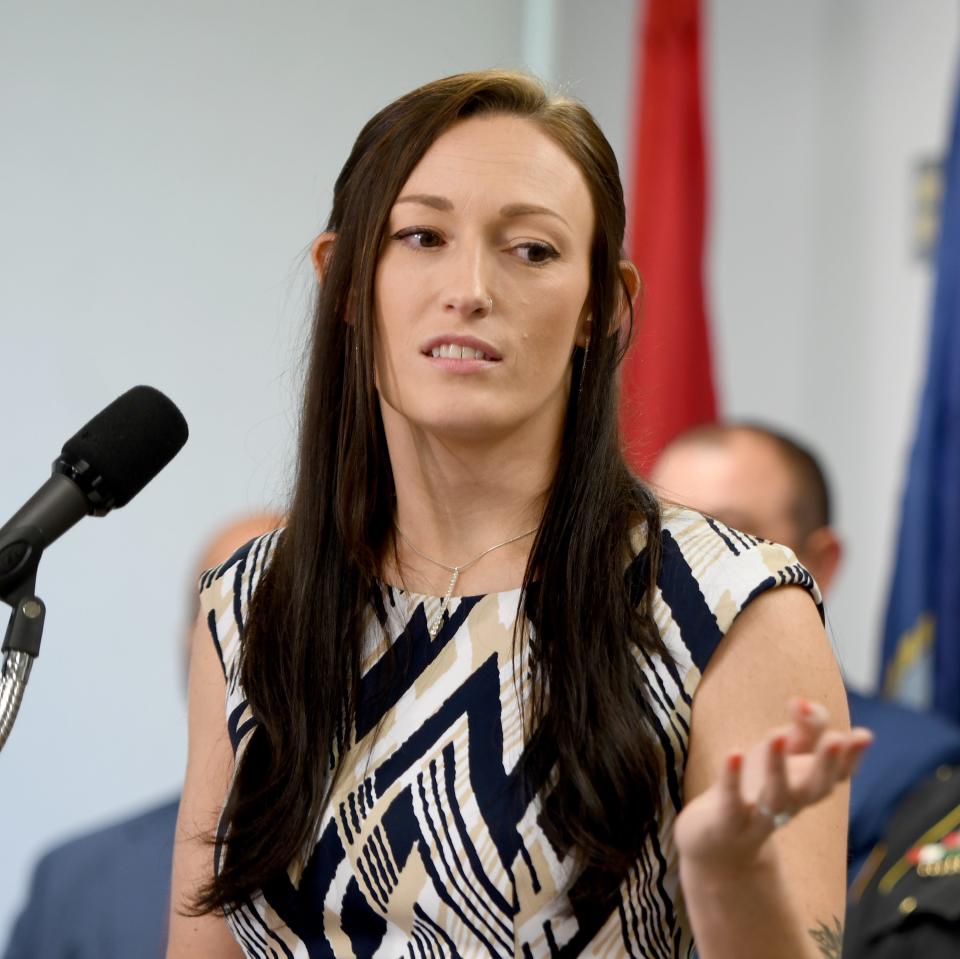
left=674, top=697, right=873, bottom=870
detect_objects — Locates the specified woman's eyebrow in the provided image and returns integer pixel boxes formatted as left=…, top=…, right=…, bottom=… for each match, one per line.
left=499, top=202, right=569, bottom=228
left=394, top=194, right=569, bottom=228
left=394, top=193, right=453, bottom=211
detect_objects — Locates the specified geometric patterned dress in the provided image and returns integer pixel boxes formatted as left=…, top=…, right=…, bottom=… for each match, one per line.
left=198, top=505, right=821, bottom=958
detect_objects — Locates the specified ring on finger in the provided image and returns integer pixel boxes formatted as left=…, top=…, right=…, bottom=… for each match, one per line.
left=756, top=802, right=791, bottom=829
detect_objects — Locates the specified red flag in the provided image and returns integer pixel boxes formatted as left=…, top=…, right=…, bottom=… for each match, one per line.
left=620, top=0, right=717, bottom=475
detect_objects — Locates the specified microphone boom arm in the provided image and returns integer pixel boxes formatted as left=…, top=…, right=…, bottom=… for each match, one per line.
left=0, top=593, right=46, bottom=754
left=0, top=532, right=47, bottom=754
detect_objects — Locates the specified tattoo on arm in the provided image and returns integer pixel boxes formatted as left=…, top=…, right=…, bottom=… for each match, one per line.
left=808, top=916, right=843, bottom=958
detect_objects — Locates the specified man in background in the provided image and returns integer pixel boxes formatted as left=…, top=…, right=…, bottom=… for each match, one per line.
left=2, top=512, right=281, bottom=959
left=651, top=423, right=960, bottom=884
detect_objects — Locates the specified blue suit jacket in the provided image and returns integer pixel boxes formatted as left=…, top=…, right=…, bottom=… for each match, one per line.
left=847, top=691, right=960, bottom=882
left=2, top=797, right=179, bottom=959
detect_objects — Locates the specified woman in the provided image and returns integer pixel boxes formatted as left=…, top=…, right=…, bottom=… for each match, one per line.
left=167, top=71, right=870, bottom=958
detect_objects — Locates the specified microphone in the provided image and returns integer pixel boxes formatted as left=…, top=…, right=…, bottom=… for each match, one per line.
left=0, top=385, right=188, bottom=753
left=0, top=385, right=189, bottom=598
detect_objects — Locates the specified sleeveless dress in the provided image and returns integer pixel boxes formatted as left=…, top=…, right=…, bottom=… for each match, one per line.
left=198, top=505, right=822, bottom=958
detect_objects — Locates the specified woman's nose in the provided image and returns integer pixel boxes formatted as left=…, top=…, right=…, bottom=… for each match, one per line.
left=442, top=247, right=493, bottom=319
left=444, top=292, right=493, bottom=318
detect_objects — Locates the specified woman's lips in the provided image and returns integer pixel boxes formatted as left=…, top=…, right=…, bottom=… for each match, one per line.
left=421, top=334, right=502, bottom=362
left=429, top=343, right=491, bottom=360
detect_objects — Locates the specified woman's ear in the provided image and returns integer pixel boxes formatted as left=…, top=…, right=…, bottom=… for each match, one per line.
left=617, top=260, right=642, bottom=332
left=310, top=232, right=337, bottom=284
left=581, top=262, right=641, bottom=346
left=576, top=307, right=592, bottom=348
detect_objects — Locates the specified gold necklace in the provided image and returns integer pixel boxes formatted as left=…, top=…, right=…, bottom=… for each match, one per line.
left=394, top=524, right=538, bottom=640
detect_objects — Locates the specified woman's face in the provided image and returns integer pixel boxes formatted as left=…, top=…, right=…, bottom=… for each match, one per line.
left=373, top=114, right=594, bottom=445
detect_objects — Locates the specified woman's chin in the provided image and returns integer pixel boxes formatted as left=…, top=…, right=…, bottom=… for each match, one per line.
left=393, top=407, right=528, bottom=445
left=418, top=416, right=515, bottom=443
left=380, top=392, right=566, bottom=447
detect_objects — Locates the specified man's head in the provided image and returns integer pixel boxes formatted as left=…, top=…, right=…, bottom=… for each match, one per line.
left=190, top=513, right=283, bottom=591
left=651, top=424, right=842, bottom=598
left=181, top=512, right=284, bottom=675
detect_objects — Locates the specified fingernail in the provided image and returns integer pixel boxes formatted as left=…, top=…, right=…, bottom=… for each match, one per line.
left=728, top=753, right=743, bottom=772
left=773, top=735, right=788, bottom=753
left=798, top=698, right=813, bottom=717
left=807, top=702, right=828, bottom=722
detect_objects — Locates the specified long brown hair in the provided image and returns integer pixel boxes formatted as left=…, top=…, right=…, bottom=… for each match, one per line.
left=196, top=70, right=666, bottom=915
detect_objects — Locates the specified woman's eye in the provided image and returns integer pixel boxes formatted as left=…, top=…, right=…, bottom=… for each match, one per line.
left=394, top=228, right=444, bottom=249
left=514, top=241, right=559, bottom=265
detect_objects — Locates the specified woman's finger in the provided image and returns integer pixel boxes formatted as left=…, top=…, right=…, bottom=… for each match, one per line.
left=835, top=728, right=873, bottom=781
left=720, top=749, right=746, bottom=810
left=757, top=732, right=791, bottom=818
left=793, top=731, right=846, bottom=805
left=782, top=727, right=872, bottom=812
left=784, top=697, right=829, bottom=754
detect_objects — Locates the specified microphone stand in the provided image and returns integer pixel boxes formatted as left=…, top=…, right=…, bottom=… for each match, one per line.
left=0, top=527, right=47, bottom=754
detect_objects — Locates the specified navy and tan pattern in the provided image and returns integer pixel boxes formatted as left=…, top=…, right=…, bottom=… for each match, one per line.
left=198, top=506, right=822, bottom=958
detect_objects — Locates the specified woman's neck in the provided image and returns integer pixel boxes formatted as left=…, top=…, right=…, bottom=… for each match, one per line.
left=381, top=405, right=560, bottom=596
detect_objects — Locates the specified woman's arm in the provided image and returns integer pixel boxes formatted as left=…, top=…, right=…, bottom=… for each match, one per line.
left=679, top=586, right=871, bottom=959
left=165, top=615, right=244, bottom=959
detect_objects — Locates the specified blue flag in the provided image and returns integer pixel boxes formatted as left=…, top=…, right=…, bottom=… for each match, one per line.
left=880, top=70, right=960, bottom=722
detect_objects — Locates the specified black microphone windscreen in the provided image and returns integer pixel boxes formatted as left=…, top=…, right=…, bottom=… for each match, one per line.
left=61, top=386, right=189, bottom=509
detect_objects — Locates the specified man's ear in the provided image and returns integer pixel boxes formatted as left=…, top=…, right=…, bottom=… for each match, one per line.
left=310, top=232, right=337, bottom=285
left=799, top=526, right=844, bottom=600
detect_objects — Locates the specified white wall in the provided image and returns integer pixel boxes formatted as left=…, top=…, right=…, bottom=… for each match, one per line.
left=708, top=0, right=959, bottom=686
left=554, top=0, right=959, bottom=687
left=1, top=0, right=958, bottom=946
left=0, top=0, right=525, bottom=944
